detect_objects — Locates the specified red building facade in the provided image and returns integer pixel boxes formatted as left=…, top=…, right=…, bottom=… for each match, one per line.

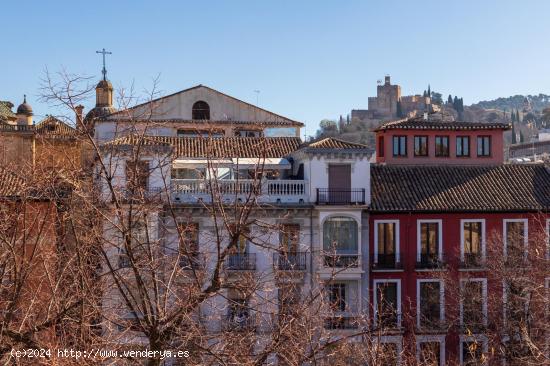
left=368, top=117, right=550, bottom=365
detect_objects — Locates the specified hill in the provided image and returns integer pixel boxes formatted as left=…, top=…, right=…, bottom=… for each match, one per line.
left=471, top=94, right=550, bottom=112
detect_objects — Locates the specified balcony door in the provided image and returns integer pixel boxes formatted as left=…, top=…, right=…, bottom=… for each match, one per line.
left=328, top=164, right=351, bottom=204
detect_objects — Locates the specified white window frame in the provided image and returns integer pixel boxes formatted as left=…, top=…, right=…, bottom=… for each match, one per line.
left=416, top=335, right=446, bottom=366
left=459, top=278, right=488, bottom=328
left=325, top=280, right=361, bottom=316
left=373, top=279, right=401, bottom=328
left=416, top=279, right=445, bottom=329
left=374, top=220, right=400, bottom=264
left=503, top=218, right=528, bottom=258
left=502, top=279, right=531, bottom=328
left=417, top=219, right=443, bottom=261
left=321, top=215, right=361, bottom=268
left=460, top=219, right=486, bottom=262
left=459, top=335, right=488, bottom=365
left=377, top=335, right=403, bottom=366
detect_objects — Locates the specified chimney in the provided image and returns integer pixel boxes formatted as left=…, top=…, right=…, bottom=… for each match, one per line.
left=75, top=105, right=84, bottom=129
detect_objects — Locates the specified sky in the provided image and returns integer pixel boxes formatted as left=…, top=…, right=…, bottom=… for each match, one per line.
left=2, top=0, right=550, bottom=137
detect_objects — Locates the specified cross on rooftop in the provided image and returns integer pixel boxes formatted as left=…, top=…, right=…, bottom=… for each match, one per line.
left=96, top=48, right=112, bottom=81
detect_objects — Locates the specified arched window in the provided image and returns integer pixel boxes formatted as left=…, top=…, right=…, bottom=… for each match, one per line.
left=192, top=101, right=210, bottom=120
left=323, top=217, right=358, bottom=254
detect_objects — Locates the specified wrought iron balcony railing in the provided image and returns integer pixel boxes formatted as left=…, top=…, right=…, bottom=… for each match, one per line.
left=415, top=253, right=446, bottom=269
left=225, top=253, right=256, bottom=271
left=371, top=254, right=403, bottom=270
left=316, top=188, right=365, bottom=205
left=222, top=313, right=256, bottom=332
left=323, top=254, right=359, bottom=268
left=460, top=253, right=485, bottom=269
left=323, top=316, right=359, bottom=330
left=273, top=252, right=307, bottom=271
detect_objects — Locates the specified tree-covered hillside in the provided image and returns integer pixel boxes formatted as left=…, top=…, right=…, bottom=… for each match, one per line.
left=472, top=94, right=550, bottom=112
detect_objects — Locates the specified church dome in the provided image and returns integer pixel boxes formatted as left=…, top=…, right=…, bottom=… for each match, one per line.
left=96, top=79, right=113, bottom=89
left=16, top=96, right=33, bottom=116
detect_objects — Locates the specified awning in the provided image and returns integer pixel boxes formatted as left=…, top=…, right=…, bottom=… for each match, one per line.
left=232, top=157, right=291, bottom=169
left=173, top=159, right=233, bottom=169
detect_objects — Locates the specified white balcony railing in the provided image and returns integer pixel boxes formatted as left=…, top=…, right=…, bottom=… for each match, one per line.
left=171, top=179, right=308, bottom=204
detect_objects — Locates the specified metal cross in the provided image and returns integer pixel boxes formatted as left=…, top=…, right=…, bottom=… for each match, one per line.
left=96, top=48, right=112, bottom=81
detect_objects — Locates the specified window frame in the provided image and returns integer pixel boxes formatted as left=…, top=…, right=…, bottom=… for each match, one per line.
left=414, top=135, right=429, bottom=157
left=416, top=335, right=446, bottom=366
left=377, top=336, right=403, bottom=366
left=416, top=279, right=445, bottom=329
left=476, top=135, right=491, bottom=157
left=456, top=136, right=470, bottom=157
left=392, top=135, right=407, bottom=157
left=373, top=279, right=402, bottom=328
left=435, top=135, right=450, bottom=157
left=460, top=219, right=486, bottom=263
left=378, top=136, right=385, bottom=158
left=417, top=219, right=443, bottom=262
left=374, top=220, right=400, bottom=265
left=503, top=219, right=528, bottom=259
left=459, top=278, right=488, bottom=329
left=191, top=100, right=210, bottom=120
left=459, top=335, right=488, bottom=366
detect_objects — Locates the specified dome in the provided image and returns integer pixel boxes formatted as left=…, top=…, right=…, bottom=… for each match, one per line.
left=84, top=106, right=117, bottom=124
left=16, top=95, right=33, bottom=116
left=96, top=79, right=113, bottom=89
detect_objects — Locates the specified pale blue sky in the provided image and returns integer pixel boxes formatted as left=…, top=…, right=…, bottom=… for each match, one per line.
left=2, top=0, right=549, bottom=136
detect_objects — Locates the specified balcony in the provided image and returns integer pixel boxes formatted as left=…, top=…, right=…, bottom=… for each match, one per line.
left=171, top=179, right=307, bottom=204
left=323, top=254, right=359, bottom=268
left=316, top=188, right=365, bottom=205
left=371, top=254, right=403, bottom=270
left=273, top=252, right=307, bottom=271
left=415, top=253, right=446, bottom=270
left=324, top=316, right=359, bottom=330
left=178, top=253, right=202, bottom=270
left=225, top=253, right=256, bottom=271
left=222, top=313, right=256, bottom=332
left=460, top=253, right=486, bottom=269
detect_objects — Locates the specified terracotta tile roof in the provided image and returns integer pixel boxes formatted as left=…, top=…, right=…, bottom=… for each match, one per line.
left=371, top=164, right=550, bottom=212
left=104, top=135, right=302, bottom=158
left=0, top=167, right=24, bottom=197
left=35, top=116, right=77, bottom=137
left=304, top=137, right=370, bottom=150
left=374, top=117, right=511, bottom=132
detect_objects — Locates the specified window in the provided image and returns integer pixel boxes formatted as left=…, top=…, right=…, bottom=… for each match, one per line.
left=504, top=219, right=527, bottom=261
left=461, top=220, right=485, bottom=267
left=460, top=336, right=487, bottom=366
left=456, top=136, right=470, bottom=157
left=376, top=336, right=403, bottom=365
left=226, top=297, right=253, bottom=331
left=392, top=136, right=407, bottom=157
left=279, top=224, right=300, bottom=253
left=374, top=280, right=401, bottom=328
left=378, top=136, right=385, bottom=158
left=435, top=136, right=450, bottom=157
left=417, top=336, right=445, bottom=366
left=504, top=280, right=530, bottom=328
left=119, top=221, right=148, bottom=268
left=414, top=136, right=428, bottom=156
left=374, top=220, right=399, bottom=268
left=460, top=279, right=487, bottom=331
left=235, top=129, right=261, bottom=137
left=477, top=136, right=491, bottom=157
left=418, top=280, right=444, bottom=329
left=126, top=160, right=149, bottom=193
left=417, top=220, right=442, bottom=267
left=171, top=167, right=205, bottom=179
left=327, top=283, right=346, bottom=312
left=323, top=217, right=358, bottom=267
left=178, top=223, right=199, bottom=268
left=192, top=101, right=210, bottom=120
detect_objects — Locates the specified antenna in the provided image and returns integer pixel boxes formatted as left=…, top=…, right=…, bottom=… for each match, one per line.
left=253, top=90, right=260, bottom=106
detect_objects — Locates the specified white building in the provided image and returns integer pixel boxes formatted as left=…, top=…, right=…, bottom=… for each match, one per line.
left=90, top=80, right=371, bottom=362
